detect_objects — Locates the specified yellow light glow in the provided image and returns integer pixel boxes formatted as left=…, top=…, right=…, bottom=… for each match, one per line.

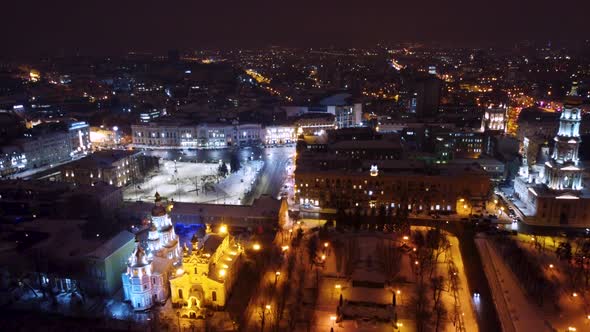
left=176, top=268, right=184, bottom=276
left=335, top=284, right=341, bottom=289
left=219, top=224, right=228, bottom=234
left=219, top=269, right=226, bottom=277
left=253, top=243, right=261, bottom=251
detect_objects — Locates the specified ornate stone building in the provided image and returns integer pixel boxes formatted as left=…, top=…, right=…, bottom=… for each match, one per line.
left=122, top=193, right=181, bottom=310
left=513, top=87, right=590, bottom=227
left=170, top=226, right=243, bottom=314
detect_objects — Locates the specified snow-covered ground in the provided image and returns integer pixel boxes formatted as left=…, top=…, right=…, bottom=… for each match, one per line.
left=123, top=160, right=263, bottom=204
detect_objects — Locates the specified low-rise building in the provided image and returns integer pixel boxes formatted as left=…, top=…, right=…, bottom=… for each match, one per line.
left=123, top=195, right=285, bottom=231
left=0, top=180, right=123, bottom=220
left=0, top=219, right=135, bottom=297
left=61, top=150, right=158, bottom=187
left=295, top=157, right=492, bottom=214
left=131, top=122, right=264, bottom=148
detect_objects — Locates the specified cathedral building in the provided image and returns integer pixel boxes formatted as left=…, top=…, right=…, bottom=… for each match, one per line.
left=122, top=193, right=182, bottom=311
left=514, top=87, right=590, bottom=227
left=170, top=225, right=243, bottom=314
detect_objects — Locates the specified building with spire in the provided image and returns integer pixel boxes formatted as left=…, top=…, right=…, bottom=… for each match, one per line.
left=513, top=84, right=590, bottom=227
left=122, top=193, right=181, bottom=311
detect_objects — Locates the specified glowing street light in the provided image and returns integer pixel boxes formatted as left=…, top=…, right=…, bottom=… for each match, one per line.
left=324, top=242, right=329, bottom=248
left=281, top=245, right=289, bottom=252
left=402, top=235, right=409, bottom=241
left=219, top=224, right=228, bottom=234
left=321, top=254, right=326, bottom=261
left=335, top=284, right=341, bottom=290
left=252, top=243, right=261, bottom=251
left=549, top=264, right=554, bottom=269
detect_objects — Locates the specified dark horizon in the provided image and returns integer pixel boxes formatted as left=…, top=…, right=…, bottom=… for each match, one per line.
left=4, top=0, right=590, bottom=56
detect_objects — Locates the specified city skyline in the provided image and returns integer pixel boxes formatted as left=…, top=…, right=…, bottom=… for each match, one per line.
left=4, top=0, right=590, bottom=55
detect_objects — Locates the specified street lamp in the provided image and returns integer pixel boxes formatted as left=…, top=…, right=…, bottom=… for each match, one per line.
left=261, top=305, right=271, bottom=332
left=219, top=224, right=228, bottom=234
left=334, top=284, right=341, bottom=300
left=253, top=243, right=261, bottom=251
left=275, top=271, right=281, bottom=284
left=330, top=315, right=337, bottom=327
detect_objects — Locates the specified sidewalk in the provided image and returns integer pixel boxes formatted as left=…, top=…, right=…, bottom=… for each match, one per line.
left=447, top=234, right=479, bottom=332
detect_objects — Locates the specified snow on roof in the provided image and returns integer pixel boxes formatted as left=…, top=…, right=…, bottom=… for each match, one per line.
left=125, top=195, right=281, bottom=220
left=87, top=230, right=135, bottom=260
left=64, top=150, right=139, bottom=169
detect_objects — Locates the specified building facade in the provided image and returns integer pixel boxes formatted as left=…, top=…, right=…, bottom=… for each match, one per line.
left=295, top=159, right=491, bottom=214
left=169, top=229, right=243, bottom=312
left=122, top=194, right=181, bottom=311
left=513, top=96, right=590, bottom=227
left=61, top=150, right=158, bottom=187
left=131, top=123, right=265, bottom=149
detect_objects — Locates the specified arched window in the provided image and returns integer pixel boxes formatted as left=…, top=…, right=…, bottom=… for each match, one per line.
left=212, top=291, right=217, bottom=302
left=178, top=289, right=184, bottom=299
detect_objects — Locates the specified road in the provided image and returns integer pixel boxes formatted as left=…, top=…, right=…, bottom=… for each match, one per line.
left=246, top=146, right=294, bottom=204
left=475, top=237, right=550, bottom=332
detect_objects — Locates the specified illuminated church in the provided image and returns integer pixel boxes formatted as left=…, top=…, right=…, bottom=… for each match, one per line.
left=122, top=193, right=182, bottom=310
left=514, top=85, right=590, bottom=227
left=169, top=225, right=243, bottom=314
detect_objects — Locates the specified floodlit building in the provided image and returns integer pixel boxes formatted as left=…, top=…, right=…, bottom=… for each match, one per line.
left=131, top=122, right=263, bottom=148
left=513, top=90, right=590, bottom=227
left=482, top=105, right=507, bottom=133
left=169, top=228, right=243, bottom=312
left=264, top=125, right=296, bottom=145
left=122, top=193, right=181, bottom=310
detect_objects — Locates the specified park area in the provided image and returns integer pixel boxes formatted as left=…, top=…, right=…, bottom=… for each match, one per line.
left=123, top=159, right=264, bottom=205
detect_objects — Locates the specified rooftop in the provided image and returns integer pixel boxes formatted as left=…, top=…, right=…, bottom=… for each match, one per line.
left=64, top=150, right=140, bottom=169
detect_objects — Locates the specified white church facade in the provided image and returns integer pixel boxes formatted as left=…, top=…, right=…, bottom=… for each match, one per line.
left=122, top=193, right=182, bottom=310
left=513, top=89, right=590, bottom=227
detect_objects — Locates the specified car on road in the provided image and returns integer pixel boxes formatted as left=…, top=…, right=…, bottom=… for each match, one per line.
left=473, top=289, right=481, bottom=298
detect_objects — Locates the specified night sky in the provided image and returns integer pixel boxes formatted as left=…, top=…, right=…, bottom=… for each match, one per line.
left=3, top=0, right=590, bottom=55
